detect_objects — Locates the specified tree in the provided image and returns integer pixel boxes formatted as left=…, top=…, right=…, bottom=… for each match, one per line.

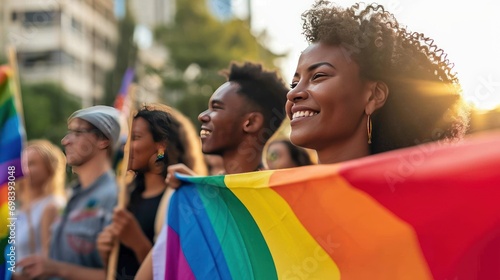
left=103, top=1, right=138, bottom=106
left=154, top=0, right=286, bottom=124
left=21, top=82, right=80, bottom=144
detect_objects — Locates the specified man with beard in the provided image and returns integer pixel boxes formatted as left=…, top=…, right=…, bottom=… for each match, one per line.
left=18, top=106, right=121, bottom=280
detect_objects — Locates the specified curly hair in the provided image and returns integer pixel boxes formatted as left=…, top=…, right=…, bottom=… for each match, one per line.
left=301, top=1, right=469, bottom=153
left=221, top=61, right=289, bottom=143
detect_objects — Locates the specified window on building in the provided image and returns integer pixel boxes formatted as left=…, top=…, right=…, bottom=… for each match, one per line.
left=20, top=51, right=53, bottom=67
left=23, top=11, right=60, bottom=27
left=19, top=50, right=81, bottom=70
left=68, top=55, right=83, bottom=71
left=103, top=37, right=113, bottom=52
left=92, top=31, right=108, bottom=51
left=71, top=17, right=83, bottom=35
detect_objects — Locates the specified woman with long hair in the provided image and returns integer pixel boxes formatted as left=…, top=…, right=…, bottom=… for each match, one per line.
left=97, top=103, right=206, bottom=279
left=16, top=140, right=66, bottom=261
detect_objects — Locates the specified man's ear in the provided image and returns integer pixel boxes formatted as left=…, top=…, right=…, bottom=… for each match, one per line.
left=242, top=112, right=264, bottom=133
left=365, top=81, right=389, bottom=115
left=97, top=138, right=111, bottom=150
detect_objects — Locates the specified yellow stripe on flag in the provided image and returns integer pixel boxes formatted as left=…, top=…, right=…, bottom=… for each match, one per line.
left=0, top=184, right=10, bottom=238
left=225, top=172, right=341, bottom=279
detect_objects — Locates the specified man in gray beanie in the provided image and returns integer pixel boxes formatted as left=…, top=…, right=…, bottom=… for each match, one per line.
left=19, top=105, right=121, bottom=280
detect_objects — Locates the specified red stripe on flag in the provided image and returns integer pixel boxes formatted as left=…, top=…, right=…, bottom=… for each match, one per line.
left=338, top=131, right=500, bottom=279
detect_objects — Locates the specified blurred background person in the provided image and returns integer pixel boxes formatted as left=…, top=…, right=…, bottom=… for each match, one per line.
left=18, top=105, right=121, bottom=280
left=265, top=139, right=314, bottom=169
left=204, top=154, right=225, bottom=175
left=15, top=140, right=67, bottom=265
left=97, top=103, right=206, bottom=279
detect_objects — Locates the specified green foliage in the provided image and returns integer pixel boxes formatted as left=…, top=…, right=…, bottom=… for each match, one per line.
left=155, top=0, right=286, bottom=125
left=21, top=82, right=80, bottom=145
left=103, top=2, right=137, bottom=106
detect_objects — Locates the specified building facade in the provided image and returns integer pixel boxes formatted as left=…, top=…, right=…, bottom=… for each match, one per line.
left=2, top=0, right=118, bottom=107
left=129, top=0, right=174, bottom=29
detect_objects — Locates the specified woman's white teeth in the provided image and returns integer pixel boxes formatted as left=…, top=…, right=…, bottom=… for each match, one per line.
left=200, top=129, right=211, bottom=137
left=292, top=110, right=318, bottom=119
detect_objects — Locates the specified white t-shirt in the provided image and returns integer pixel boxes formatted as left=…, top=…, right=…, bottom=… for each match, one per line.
left=16, top=195, right=65, bottom=262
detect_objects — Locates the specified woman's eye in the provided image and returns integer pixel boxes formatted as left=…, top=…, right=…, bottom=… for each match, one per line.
left=312, top=73, right=326, bottom=80
left=290, top=82, right=298, bottom=89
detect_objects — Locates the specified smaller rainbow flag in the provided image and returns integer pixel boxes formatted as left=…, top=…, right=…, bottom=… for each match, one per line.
left=112, top=67, right=134, bottom=175
left=162, top=131, right=500, bottom=280
left=113, top=67, right=134, bottom=112
left=0, top=65, right=25, bottom=280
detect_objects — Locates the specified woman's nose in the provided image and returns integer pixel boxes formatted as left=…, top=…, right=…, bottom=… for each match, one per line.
left=287, top=84, right=308, bottom=103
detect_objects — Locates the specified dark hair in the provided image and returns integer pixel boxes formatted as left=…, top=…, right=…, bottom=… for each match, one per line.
left=272, top=139, right=313, bottom=167
left=134, top=107, right=184, bottom=176
left=129, top=104, right=207, bottom=205
left=301, top=1, right=469, bottom=153
left=221, top=62, right=289, bottom=143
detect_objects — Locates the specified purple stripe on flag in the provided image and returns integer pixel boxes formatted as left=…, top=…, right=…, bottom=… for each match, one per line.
left=0, top=158, right=22, bottom=186
left=166, top=227, right=195, bottom=280
left=118, top=68, right=135, bottom=96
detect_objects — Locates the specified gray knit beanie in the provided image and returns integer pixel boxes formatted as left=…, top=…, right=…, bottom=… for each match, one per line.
left=68, top=105, right=121, bottom=150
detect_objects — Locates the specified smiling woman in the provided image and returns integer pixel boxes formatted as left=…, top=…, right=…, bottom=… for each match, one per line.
left=250, top=0, right=500, bottom=111
left=286, top=1, right=470, bottom=164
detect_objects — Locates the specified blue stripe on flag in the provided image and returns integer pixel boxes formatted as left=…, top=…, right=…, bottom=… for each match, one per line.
left=168, top=184, right=232, bottom=279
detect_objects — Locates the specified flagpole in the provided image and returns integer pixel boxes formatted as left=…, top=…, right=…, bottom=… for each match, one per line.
left=247, top=0, right=252, bottom=28
left=106, top=83, right=136, bottom=280
left=7, top=46, right=25, bottom=130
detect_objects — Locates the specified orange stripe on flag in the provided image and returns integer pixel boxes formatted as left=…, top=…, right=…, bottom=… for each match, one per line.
left=1, top=183, right=11, bottom=238
left=270, top=168, right=433, bottom=280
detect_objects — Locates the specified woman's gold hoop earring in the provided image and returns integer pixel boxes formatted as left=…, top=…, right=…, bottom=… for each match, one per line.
left=367, top=115, right=372, bottom=144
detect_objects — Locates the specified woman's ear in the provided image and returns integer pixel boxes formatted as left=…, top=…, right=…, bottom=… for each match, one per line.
left=242, top=112, right=265, bottom=133
left=155, top=142, right=167, bottom=154
left=365, top=81, right=389, bottom=115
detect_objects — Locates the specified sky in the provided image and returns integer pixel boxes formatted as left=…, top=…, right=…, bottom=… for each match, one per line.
left=236, top=0, right=500, bottom=110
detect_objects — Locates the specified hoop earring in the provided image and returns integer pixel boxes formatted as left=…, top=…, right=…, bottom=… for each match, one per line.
left=367, top=114, right=372, bottom=144
left=156, top=149, right=165, bottom=162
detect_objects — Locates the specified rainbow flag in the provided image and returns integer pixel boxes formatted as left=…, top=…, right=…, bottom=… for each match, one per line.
left=113, top=67, right=134, bottom=112
left=0, top=65, right=25, bottom=280
left=112, top=67, right=134, bottom=173
left=162, top=131, right=500, bottom=280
